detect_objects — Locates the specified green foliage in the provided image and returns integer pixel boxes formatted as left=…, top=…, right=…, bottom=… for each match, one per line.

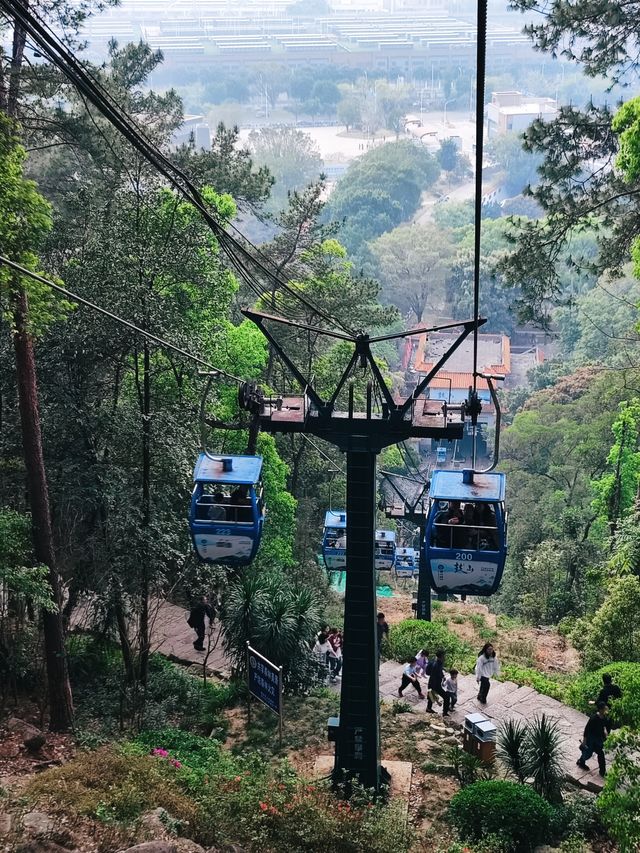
left=326, top=140, right=439, bottom=253
left=26, top=747, right=198, bottom=824
left=448, top=779, right=554, bottom=852
left=499, top=665, right=567, bottom=702
left=498, top=719, right=528, bottom=783
left=0, top=509, right=53, bottom=609
left=598, top=728, right=640, bottom=852
left=369, top=222, right=454, bottom=322
left=28, top=737, right=410, bottom=851
left=247, top=126, right=323, bottom=213
left=591, top=399, right=640, bottom=528
left=572, top=576, right=640, bottom=668
left=499, top=715, right=565, bottom=802
left=220, top=570, right=323, bottom=691
left=386, top=618, right=472, bottom=671
left=66, top=638, right=234, bottom=734
left=566, top=662, right=640, bottom=728
left=486, top=132, right=543, bottom=196
left=447, top=745, right=496, bottom=787
left=0, top=115, right=71, bottom=334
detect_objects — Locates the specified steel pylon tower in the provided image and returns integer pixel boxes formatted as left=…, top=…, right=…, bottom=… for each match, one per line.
left=239, top=309, right=485, bottom=792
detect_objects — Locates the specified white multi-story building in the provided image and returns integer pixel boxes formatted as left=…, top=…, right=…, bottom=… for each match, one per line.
left=486, top=90, right=557, bottom=137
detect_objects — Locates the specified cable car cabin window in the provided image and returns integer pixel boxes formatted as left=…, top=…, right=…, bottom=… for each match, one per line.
left=325, top=528, right=347, bottom=549
left=431, top=501, right=498, bottom=550
left=195, top=484, right=254, bottom=524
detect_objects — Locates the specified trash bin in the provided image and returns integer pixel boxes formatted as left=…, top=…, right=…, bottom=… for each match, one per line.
left=463, top=713, right=496, bottom=763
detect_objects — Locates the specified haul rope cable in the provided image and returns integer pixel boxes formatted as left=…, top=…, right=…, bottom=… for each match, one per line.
left=0, top=255, right=242, bottom=383
left=472, top=0, right=489, bottom=469
left=0, top=0, right=356, bottom=336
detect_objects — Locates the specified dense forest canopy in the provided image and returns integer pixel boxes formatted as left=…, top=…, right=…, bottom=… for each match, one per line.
left=2, top=0, right=640, bottom=849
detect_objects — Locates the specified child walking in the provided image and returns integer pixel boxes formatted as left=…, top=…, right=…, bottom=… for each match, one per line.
left=398, top=657, right=424, bottom=699
left=442, top=668, right=459, bottom=717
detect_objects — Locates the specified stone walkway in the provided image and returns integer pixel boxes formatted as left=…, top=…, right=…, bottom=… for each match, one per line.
left=376, top=661, right=604, bottom=792
left=71, top=598, right=229, bottom=675
left=72, top=599, right=603, bottom=791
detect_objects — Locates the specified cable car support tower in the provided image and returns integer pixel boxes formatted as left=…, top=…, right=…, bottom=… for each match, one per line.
left=239, top=309, right=485, bottom=792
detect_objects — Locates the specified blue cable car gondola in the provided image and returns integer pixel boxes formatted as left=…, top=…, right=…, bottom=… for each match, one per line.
left=375, top=529, right=396, bottom=570
left=424, top=470, right=507, bottom=596
left=322, top=510, right=347, bottom=571
left=395, top=547, right=416, bottom=579
left=189, top=454, right=265, bottom=565
left=322, top=515, right=397, bottom=571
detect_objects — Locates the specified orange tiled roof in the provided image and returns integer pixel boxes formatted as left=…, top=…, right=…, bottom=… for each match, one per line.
left=413, top=331, right=511, bottom=382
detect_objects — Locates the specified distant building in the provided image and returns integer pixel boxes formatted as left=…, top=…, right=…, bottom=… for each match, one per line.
left=402, top=328, right=543, bottom=462
left=171, top=115, right=211, bottom=151
left=486, top=90, right=557, bottom=137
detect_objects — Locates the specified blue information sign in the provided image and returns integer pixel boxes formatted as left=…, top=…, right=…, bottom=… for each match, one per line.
left=247, top=644, right=282, bottom=716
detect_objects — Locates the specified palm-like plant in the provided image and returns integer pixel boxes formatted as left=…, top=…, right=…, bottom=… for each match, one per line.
left=522, top=714, right=565, bottom=803
left=498, top=718, right=528, bottom=783
left=220, top=570, right=323, bottom=691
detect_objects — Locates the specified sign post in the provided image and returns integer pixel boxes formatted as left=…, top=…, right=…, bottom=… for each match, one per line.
left=246, top=642, right=284, bottom=747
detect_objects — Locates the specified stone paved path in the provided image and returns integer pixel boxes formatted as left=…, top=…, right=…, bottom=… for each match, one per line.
left=71, top=598, right=229, bottom=675
left=73, top=599, right=602, bottom=791
left=375, top=660, right=604, bottom=792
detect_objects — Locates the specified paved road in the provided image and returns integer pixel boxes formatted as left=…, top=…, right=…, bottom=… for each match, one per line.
left=376, top=660, right=604, bottom=792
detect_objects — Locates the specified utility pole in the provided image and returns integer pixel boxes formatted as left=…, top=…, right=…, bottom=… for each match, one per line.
left=240, top=310, right=484, bottom=792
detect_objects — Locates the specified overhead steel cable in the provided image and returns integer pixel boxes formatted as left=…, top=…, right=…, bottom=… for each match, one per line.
left=0, top=0, right=356, bottom=337
left=0, top=254, right=243, bottom=383
left=471, top=0, right=489, bottom=468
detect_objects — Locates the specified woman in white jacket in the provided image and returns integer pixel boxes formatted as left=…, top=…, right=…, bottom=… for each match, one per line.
left=475, top=643, right=500, bottom=704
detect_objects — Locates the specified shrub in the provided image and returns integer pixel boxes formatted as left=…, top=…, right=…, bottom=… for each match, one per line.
left=25, top=747, right=198, bottom=825
left=566, top=662, right=640, bottom=728
left=386, top=619, right=471, bottom=670
left=597, top=728, right=640, bottom=852
left=448, top=779, right=554, bottom=852
left=498, top=719, right=528, bottom=783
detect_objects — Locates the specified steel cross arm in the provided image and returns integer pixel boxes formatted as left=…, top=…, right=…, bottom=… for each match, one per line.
left=368, top=317, right=481, bottom=344
left=399, top=318, right=487, bottom=417
left=242, top=311, right=326, bottom=410
left=381, top=472, right=429, bottom=514
left=242, top=308, right=355, bottom=342
left=363, top=340, right=397, bottom=412
left=327, top=349, right=360, bottom=410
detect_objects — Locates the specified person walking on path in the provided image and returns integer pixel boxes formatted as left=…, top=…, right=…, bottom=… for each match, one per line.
left=442, top=668, right=459, bottom=717
left=377, top=612, right=389, bottom=663
left=327, top=628, right=343, bottom=680
left=475, top=642, right=500, bottom=703
left=415, top=648, right=430, bottom=677
left=577, top=700, right=612, bottom=777
left=313, top=632, right=338, bottom=683
left=398, top=657, right=424, bottom=699
left=427, top=649, right=446, bottom=713
left=594, top=673, right=622, bottom=707
left=187, top=595, right=213, bottom=652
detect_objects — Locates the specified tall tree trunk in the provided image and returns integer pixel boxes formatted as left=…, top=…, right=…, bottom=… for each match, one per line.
left=12, top=284, right=74, bottom=731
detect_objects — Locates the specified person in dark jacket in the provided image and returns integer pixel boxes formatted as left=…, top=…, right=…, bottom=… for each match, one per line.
left=188, top=595, right=213, bottom=652
left=426, top=649, right=446, bottom=713
left=595, top=673, right=622, bottom=706
left=577, top=701, right=612, bottom=776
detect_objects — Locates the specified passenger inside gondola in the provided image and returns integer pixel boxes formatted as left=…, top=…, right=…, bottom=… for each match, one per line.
left=432, top=500, right=498, bottom=549
left=196, top=485, right=253, bottom=523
